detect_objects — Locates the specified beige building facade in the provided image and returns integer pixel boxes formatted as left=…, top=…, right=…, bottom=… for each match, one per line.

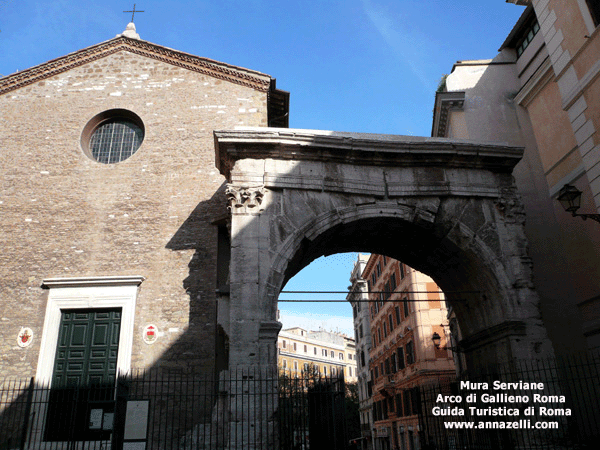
left=347, top=254, right=374, bottom=449
left=433, top=0, right=600, bottom=354
left=277, top=327, right=358, bottom=382
left=362, top=255, right=455, bottom=450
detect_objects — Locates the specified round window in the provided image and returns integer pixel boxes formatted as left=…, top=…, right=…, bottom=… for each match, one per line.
left=82, top=109, right=145, bottom=163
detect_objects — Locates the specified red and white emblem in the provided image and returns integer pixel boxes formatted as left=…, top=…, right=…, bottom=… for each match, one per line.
left=143, top=324, right=158, bottom=344
left=17, top=328, right=33, bottom=348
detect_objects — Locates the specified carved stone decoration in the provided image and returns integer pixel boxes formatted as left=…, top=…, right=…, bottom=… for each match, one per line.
left=226, top=184, right=266, bottom=210
left=495, top=187, right=526, bottom=223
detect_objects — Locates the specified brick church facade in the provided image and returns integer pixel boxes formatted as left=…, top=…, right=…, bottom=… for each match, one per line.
left=0, top=23, right=288, bottom=382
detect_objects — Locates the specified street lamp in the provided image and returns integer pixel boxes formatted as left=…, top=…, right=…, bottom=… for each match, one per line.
left=557, top=184, right=600, bottom=223
left=432, top=332, right=464, bottom=353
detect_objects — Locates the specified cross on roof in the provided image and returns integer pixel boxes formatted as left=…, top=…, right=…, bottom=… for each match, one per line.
left=123, top=4, right=145, bottom=22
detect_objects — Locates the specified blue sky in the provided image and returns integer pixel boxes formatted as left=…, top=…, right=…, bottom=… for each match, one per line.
left=0, top=0, right=527, bottom=334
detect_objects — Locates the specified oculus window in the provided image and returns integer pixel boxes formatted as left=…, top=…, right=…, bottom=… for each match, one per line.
left=82, top=109, right=145, bottom=163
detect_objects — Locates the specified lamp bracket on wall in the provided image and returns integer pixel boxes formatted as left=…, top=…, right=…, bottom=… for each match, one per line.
left=557, top=184, right=600, bottom=224
left=432, top=331, right=465, bottom=353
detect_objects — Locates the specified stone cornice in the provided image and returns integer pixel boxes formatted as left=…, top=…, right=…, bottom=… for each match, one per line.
left=42, top=275, right=145, bottom=288
left=0, top=37, right=272, bottom=96
left=214, top=127, right=524, bottom=179
left=515, top=57, right=554, bottom=107
left=561, top=56, right=600, bottom=111
left=431, top=91, right=465, bottom=138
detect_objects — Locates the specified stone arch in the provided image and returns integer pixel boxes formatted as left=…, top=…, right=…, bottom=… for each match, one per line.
left=265, top=201, right=541, bottom=370
left=212, top=128, right=555, bottom=449
left=215, top=128, right=553, bottom=372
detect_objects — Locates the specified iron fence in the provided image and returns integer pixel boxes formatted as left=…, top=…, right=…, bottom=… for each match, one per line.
left=417, top=352, right=600, bottom=450
left=0, top=368, right=350, bottom=450
left=279, top=371, right=348, bottom=450
left=4, top=353, right=598, bottom=450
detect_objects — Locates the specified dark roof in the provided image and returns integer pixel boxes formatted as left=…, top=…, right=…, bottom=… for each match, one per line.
left=499, top=5, right=536, bottom=51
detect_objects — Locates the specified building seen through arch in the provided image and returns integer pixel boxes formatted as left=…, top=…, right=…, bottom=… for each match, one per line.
left=348, top=254, right=455, bottom=450
left=277, top=326, right=358, bottom=381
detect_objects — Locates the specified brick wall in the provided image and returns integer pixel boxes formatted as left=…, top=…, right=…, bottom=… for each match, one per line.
left=0, top=49, right=269, bottom=377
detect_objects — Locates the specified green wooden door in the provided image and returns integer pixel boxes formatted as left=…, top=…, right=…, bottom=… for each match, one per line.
left=52, top=309, right=121, bottom=387
left=46, top=308, right=121, bottom=441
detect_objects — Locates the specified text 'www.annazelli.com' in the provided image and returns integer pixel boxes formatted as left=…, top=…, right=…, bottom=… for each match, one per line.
left=444, top=420, right=559, bottom=430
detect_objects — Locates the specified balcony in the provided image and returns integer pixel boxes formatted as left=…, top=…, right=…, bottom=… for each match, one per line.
left=384, top=374, right=395, bottom=388
left=377, top=374, right=395, bottom=397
